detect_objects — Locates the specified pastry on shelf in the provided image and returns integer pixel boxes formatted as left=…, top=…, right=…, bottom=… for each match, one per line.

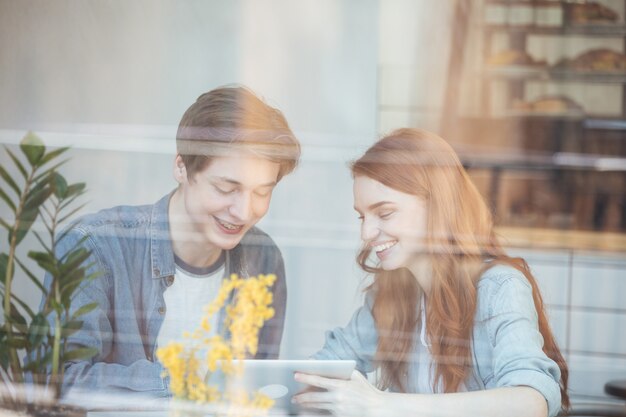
left=563, top=1, right=619, bottom=25
left=487, top=49, right=546, bottom=67
left=553, top=48, right=626, bottom=71
left=513, top=95, right=585, bottom=115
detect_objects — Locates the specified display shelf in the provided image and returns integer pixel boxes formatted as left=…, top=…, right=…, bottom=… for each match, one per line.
left=496, top=226, right=626, bottom=253
left=584, top=117, right=626, bottom=130
left=485, top=24, right=626, bottom=37
left=484, top=65, right=549, bottom=79
left=461, top=152, right=626, bottom=173
left=549, top=69, right=626, bottom=83
left=483, top=67, right=626, bottom=83
left=443, top=1, right=626, bottom=232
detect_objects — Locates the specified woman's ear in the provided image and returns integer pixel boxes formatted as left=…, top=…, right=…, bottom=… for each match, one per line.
left=174, top=154, right=187, bottom=184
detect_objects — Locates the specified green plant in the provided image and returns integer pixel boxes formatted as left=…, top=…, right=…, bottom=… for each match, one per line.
left=0, top=132, right=99, bottom=404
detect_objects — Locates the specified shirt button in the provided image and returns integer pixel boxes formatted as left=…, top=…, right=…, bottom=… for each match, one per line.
left=165, top=276, right=174, bottom=286
left=158, top=306, right=166, bottom=315
left=153, top=268, right=160, bottom=276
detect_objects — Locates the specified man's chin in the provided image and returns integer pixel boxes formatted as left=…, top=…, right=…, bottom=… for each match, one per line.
left=211, top=232, right=248, bottom=250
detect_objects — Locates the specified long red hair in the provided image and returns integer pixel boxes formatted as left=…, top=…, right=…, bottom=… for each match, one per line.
left=352, top=128, right=569, bottom=410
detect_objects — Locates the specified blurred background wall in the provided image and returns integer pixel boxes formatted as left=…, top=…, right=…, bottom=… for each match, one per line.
left=0, top=0, right=453, bottom=359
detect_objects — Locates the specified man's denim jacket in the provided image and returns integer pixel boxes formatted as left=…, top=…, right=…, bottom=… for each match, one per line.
left=42, top=192, right=286, bottom=397
left=313, top=265, right=563, bottom=417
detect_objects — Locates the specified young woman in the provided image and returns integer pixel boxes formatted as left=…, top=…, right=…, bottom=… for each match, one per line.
left=293, top=129, right=569, bottom=417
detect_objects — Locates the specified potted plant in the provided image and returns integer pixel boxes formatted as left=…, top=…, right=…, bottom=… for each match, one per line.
left=0, top=132, right=99, bottom=416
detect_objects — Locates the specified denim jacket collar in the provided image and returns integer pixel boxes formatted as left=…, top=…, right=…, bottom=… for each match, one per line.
left=150, top=191, right=176, bottom=279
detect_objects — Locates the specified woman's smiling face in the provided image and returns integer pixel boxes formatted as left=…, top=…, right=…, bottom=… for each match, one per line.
left=353, top=175, right=428, bottom=272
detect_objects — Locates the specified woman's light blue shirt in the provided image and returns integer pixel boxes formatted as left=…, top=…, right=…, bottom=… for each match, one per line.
left=313, top=264, right=562, bottom=417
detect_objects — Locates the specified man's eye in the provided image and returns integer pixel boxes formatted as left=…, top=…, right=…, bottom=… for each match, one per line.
left=254, top=189, right=273, bottom=198
left=215, top=185, right=236, bottom=195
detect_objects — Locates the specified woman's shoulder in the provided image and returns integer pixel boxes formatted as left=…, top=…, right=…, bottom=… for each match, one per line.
left=476, top=262, right=531, bottom=293
left=475, top=262, right=535, bottom=319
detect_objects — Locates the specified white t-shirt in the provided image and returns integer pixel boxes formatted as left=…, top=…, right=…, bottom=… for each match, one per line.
left=156, top=254, right=225, bottom=349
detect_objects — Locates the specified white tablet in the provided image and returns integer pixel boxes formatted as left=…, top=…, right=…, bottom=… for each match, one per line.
left=224, top=359, right=356, bottom=415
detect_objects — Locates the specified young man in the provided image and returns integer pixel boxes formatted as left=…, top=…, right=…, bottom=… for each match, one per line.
left=43, top=86, right=300, bottom=397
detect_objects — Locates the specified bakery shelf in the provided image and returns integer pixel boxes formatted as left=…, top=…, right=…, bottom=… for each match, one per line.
left=443, top=1, right=626, bottom=233
left=483, top=66, right=549, bottom=79
left=483, top=67, right=626, bottom=83
left=485, top=0, right=570, bottom=5
left=498, top=110, right=586, bottom=119
left=461, top=151, right=626, bottom=173
left=548, top=69, right=626, bottom=83
left=495, top=226, right=626, bottom=253
left=485, top=24, right=626, bottom=37
left=584, top=117, right=626, bottom=131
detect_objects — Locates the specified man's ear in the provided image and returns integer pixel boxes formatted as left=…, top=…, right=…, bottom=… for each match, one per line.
left=174, top=154, right=187, bottom=183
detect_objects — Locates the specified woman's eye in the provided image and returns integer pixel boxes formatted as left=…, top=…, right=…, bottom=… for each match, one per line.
left=379, top=211, right=393, bottom=219
left=357, top=215, right=364, bottom=222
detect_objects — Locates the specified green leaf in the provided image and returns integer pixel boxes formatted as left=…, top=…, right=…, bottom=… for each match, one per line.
left=32, top=231, right=53, bottom=256
left=7, top=336, right=28, bottom=349
left=28, top=313, right=49, bottom=348
left=64, top=182, right=86, bottom=198
left=62, top=346, right=98, bottom=362
left=0, top=253, right=9, bottom=285
left=50, top=298, right=63, bottom=315
left=61, top=320, right=83, bottom=338
left=51, top=172, right=68, bottom=199
left=58, top=202, right=87, bottom=225
left=32, top=159, right=68, bottom=184
left=61, top=282, right=83, bottom=306
left=80, top=267, right=102, bottom=284
left=28, top=251, right=58, bottom=276
left=8, top=301, right=28, bottom=330
left=0, top=186, right=16, bottom=213
left=0, top=217, right=11, bottom=232
left=5, top=147, right=28, bottom=179
left=71, top=302, right=98, bottom=319
left=39, top=147, right=69, bottom=166
left=20, top=132, right=45, bottom=166
left=0, top=342, right=9, bottom=370
left=14, top=256, right=46, bottom=293
left=10, top=292, right=34, bottom=319
left=0, top=164, right=20, bottom=196
left=60, top=248, right=91, bottom=276
left=39, top=350, right=53, bottom=367
left=24, top=180, right=52, bottom=209
left=12, top=207, right=39, bottom=246
left=23, top=350, right=53, bottom=372
left=23, top=357, right=42, bottom=372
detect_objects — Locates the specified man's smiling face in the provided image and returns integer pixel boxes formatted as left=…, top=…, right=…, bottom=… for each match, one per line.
left=174, top=150, right=281, bottom=251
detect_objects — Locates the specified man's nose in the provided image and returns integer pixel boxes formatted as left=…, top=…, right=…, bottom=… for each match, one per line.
left=230, top=193, right=253, bottom=222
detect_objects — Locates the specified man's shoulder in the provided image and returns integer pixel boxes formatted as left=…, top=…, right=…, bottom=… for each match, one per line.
left=67, top=202, right=154, bottom=237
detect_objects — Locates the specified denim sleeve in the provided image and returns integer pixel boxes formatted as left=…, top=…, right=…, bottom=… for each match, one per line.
left=311, top=292, right=378, bottom=373
left=43, top=227, right=168, bottom=397
left=255, top=248, right=286, bottom=359
left=484, top=271, right=562, bottom=417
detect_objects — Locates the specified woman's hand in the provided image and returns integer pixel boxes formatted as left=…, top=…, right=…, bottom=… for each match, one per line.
left=292, top=369, right=387, bottom=417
